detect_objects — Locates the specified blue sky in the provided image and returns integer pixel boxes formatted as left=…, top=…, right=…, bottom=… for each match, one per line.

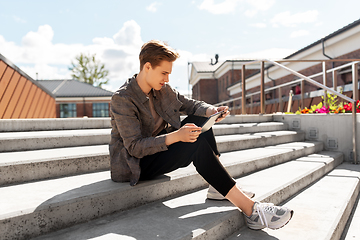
left=1, top=0, right=360, bottom=94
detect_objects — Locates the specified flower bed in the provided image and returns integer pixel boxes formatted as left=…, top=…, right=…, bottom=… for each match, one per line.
left=291, top=92, right=360, bottom=114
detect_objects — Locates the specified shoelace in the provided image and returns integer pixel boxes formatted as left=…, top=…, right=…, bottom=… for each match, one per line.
left=255, top=203, right=276, bottom=228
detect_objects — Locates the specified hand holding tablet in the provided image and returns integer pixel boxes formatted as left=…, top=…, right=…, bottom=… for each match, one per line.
left=200, top=110, right=225, bottom=133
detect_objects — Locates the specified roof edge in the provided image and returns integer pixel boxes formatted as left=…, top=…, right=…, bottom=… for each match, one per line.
left=0, top=53, right=55, bottom=98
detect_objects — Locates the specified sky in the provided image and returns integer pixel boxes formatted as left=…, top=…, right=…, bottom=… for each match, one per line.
left=1, top=0, right=360, bottom=95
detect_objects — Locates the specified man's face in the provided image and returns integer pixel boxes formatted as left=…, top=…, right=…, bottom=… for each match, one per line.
left=145, top=60, right=173, bottom=91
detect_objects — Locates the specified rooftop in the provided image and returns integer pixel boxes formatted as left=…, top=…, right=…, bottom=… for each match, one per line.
left=37, top=80, right=114, bottom=98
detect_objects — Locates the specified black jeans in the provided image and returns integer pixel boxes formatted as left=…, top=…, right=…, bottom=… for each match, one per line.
left=139, top=115, right=236, bottom=197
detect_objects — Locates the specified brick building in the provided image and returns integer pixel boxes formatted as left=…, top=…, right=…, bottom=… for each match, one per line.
left=38, top=80, right=113, bottom=118
left=190, top=18, right=360, bottom=113
left=190, top=60, right=259, bottom=105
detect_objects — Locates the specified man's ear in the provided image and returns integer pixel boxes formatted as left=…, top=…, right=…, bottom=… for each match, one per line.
left=144, top=62, right=152, bottom=72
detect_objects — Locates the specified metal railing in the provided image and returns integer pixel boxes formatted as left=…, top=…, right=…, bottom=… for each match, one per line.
left=214, top=59, right=359, bottom=164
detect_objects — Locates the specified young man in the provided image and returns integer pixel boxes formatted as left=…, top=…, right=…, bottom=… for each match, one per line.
left=109, top=40, right=293, bottom=230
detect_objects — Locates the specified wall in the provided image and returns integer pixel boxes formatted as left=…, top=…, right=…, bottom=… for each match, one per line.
left=0, top=56, right=56, bottom=119
left=274, top=113, right=360, bottom=162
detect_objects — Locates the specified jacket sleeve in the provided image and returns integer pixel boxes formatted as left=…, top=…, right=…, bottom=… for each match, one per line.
left=110, top=93, right=168, bottom=159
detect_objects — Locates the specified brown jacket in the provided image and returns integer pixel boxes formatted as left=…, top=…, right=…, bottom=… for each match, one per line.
left=109, top=75, right=212, bottom=186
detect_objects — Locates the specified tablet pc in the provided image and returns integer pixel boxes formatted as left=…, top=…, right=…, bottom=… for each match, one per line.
left=201, top=111, right=224, bottom=133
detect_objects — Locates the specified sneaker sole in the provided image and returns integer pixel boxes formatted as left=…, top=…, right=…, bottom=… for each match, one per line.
left=269, top=210, right=294, bottom=230
left=247, top=210, right=294, bottom=231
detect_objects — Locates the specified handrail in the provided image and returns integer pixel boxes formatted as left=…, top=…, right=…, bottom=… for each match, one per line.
left=215, top=60, right=358, bottom=106
left=213, top=59, right=358, bottom=164
left=268, top=60, right=355, bottom=103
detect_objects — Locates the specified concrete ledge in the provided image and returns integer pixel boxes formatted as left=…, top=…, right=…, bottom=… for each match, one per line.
left=216, top=130, right=305, bottom=153
left=274, top=113, right=360, bottom=162
left=213, top=122, right=288, bottom=135
left=0, top=145, right=109, bottom=186
left=0, top=129, right=111, bottom=152
left=0, top=118, right=112, bottom=132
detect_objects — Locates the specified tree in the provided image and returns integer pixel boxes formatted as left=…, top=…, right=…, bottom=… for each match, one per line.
left=69, top=53, right=109, bottom=88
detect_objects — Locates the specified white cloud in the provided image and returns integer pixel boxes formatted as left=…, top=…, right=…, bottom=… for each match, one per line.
left=113, top=20, right=143, bottom=48
left=290, top=30, right=309, bottom=38
left=198, top=0, right=240, bottom=14
left=146, top=2, right=161, bottom=12
left=0, top=21, right=145, bottom=91
left=250, top=23, right=267, bottom=28
left=271, top=10, right=319, bottom=27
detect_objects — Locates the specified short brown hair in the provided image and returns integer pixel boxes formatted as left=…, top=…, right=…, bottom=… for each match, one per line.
left=139, top=40, right=180, bottom=70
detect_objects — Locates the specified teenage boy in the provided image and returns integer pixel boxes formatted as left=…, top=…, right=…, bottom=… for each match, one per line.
left=109, top=40, right=293, bottom=230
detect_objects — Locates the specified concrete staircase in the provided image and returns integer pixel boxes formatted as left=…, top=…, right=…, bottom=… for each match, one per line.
left=0, top=115, right=359, bottom=240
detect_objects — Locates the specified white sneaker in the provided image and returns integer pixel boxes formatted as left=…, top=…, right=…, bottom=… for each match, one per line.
left=245, top=201, right=294, bottom=230
left=207, top=184, right=255, bottom=200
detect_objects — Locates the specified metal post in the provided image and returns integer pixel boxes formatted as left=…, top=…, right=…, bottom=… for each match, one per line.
left=352, top=63, right=358, bottom=164
left=322, top=61, right=328, bottom=108
left=333, top=70, right=338, bottom=91
left=242, top=65, right=246, bottom=115
left=233, top=100, right=236, bottom=115
left=250, top=95, right=253, bottom=114
left=301, top=80, right=305, bottom=109
left=260, top=61, right=265, bottom=114
left=287, top=90, right=293, bottom=113
left=279, top=87, right=283, bottom=112
left=353, top=63, right=359, bottom=101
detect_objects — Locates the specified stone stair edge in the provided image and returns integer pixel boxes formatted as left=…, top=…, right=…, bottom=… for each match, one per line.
left=0, top=114, right=275, bottom=132
left=27, top=150, right=343, bottom=240
left=0, top=141, right=321, bottom=187
left=0, top=142, right=326, bottom=239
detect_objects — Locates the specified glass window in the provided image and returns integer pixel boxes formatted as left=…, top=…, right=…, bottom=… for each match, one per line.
left=93, top=102, right=109, bottom=117
left=60, top=103, right=77, bottom=118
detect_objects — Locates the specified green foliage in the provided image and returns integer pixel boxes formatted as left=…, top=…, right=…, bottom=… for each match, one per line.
left=310, top=102, right=322, bottom=113
left=69, top=53, right=109, bottom=88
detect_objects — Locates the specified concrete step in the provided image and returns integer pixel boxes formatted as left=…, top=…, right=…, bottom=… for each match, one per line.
left=216, top=130, right=305, bottom=153
left=220, top=114, right=274, bottom=124
left=0, top=145, right=109, bottom=186
left=0, top=129, right=111, bottom=152
left=0, top=123, right=290, bottom=153
left=0, top=114, right=273, bottom=133
left=341, top=181, right=360, bottom=240
left=0, top=117, right=111, bottom=132
left=30, top=151, right=343, bottom=240
left=0, top=130, right=309, bottom=187
left=212, top=122, right=288, bottom=135
left=227, top=163, right=360, bottom=240
left=0, top=141, right=322, bottom=240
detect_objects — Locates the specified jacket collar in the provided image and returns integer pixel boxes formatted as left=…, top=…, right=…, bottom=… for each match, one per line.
left=128, top=74, right=153, bottom=104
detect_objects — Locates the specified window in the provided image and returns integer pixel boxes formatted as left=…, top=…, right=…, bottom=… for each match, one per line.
left=93, top=103, right=109, bottom=117
left=60, top=103, right=77, bottom=118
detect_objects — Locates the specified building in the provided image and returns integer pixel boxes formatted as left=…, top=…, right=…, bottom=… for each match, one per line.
left=190, top=18, right=360, bottom=113
left=38, top=80, right=113, bottom=118
left=0, top=53, right=56, bottom=119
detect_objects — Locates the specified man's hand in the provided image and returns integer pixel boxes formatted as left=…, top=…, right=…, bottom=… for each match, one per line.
left=165, top=123, right=201, bottom=145
left=215, top=106, right=230, bottom=122
left=206, top=106, right=230, bottom=122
